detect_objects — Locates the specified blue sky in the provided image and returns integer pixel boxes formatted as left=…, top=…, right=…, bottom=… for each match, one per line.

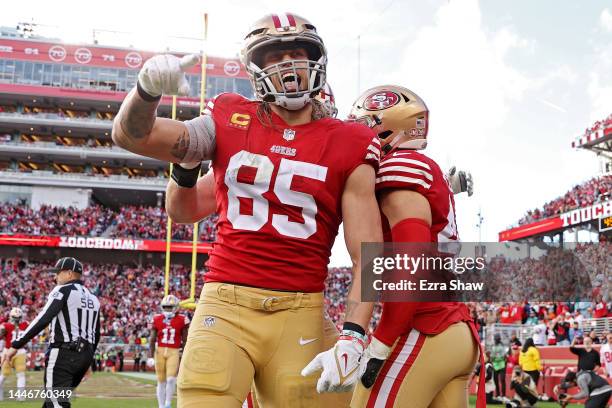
left=2, top=1, right=610, bottom=265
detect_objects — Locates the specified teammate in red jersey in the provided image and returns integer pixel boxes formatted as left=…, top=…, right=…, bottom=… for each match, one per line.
left=149, top=295, right=190, bottom=408
left=113, top=12, right=382, bottom=408
left=328, top=85, right=484, bottom=408
left=0, top=308, right=29, bottom=401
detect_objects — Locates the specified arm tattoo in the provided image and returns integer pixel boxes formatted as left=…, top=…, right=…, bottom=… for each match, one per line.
left=170, top=130, right=190, bottom=161
left=118, top=88, right=159, bottom=140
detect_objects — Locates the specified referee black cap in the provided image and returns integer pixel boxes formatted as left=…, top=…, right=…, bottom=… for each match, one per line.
left=48, top=257, right=83, bottom=274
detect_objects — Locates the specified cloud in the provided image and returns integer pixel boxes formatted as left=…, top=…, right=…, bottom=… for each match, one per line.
left=588, top=40, right=612, bottom=122
left=331, top=0, right=536, bottom=265
left=600, top=8, right=612, bottom=32
left=390, top=0, right=530, bottom=144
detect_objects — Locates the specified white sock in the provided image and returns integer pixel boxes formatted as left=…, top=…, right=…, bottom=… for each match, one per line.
left=16, top=372, right=26, bottom=390
left=0, top=374, right=4, bottom=401
left=165, top=377, right=176, bottom=406
left=157, top=381, right=167, bottom=408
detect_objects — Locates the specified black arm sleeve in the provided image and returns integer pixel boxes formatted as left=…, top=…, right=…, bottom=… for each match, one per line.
left=11, top=287, right=68, bottom=349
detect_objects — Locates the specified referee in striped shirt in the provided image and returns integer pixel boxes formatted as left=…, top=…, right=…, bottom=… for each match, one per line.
left=0, top=257, right=101, bottom=407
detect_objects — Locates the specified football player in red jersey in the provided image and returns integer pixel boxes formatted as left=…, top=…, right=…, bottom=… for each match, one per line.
left=323, top=85, right=483, bottom=408
left=113, top=13, right=382, bottom=408
left=149, top=295, right=190, bottom=408
left=0, top=308, right=29, bottom=401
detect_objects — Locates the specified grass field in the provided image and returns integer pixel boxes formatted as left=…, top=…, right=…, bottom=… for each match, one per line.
left=0, top=371, right=584, bottom=407
left=1, top=371, right=176, bottom=408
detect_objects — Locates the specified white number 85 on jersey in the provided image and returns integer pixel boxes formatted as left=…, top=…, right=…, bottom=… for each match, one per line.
left=225, top=150, right=328, bottom=239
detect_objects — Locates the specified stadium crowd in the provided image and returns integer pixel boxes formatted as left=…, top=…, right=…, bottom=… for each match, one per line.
left=0, top=259, right=205, bottom=348
left=0, top=203, right=218, bottom=242
left=1, top=259, right=608, bottom=348
left=518, top=175, right=611, bottom=226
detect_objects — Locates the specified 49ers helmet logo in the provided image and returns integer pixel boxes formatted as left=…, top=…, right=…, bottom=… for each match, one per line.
left=363, top=91, right=400, bottom=111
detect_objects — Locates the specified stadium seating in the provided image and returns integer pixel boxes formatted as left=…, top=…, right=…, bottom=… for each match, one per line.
left=517, top=175, right=611, bottom=226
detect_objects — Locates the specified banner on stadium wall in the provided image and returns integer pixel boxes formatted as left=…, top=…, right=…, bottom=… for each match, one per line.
left=0, top=38, right=248, bottom=78
left=0, top=234, right=212, bottom=253
left=499, top=199, right=612, bottom=241
left=0, top=83, right=202, bottom=106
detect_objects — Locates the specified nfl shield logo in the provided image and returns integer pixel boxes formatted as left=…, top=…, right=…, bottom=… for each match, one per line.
left=283, top=129, right=296, bottom=141
left=204, top=316, right=216, bottom=327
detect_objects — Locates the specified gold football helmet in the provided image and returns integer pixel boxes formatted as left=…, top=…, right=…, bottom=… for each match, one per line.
left=161, top=294, right=179, bottom=318
left=240, top=13, right=327, bottom=110
left=350, top=85, right=429, bottom=153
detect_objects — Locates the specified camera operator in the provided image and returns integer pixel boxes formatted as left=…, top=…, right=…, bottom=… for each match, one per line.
left=507, top=365, right=539, bottom=407
left=556, top=370, right=611, bottom=408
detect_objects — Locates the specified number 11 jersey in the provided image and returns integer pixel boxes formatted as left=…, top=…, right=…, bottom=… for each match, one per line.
left=205, top=93, right=379, bottom=292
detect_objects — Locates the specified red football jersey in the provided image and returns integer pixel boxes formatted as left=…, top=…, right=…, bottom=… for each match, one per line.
left=375, top=147, right=470, bottom=335
left=152, top=314, right=190, bottom=348
left=2, top=321, right=29, bottom=346
left=376, top=148, right=458, bottom=244
left=205, top=93, right=379, bottom=292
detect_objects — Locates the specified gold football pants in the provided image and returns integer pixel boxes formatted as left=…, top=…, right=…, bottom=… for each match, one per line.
left=351, top=322, right=478, bottom=408
left=177, top=282, right=351, bottom=408
left=1, top=353, right=26, bottom=376
left=155, top=346, right=180, bottom=382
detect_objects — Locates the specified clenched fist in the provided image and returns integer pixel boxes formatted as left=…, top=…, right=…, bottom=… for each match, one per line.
left=138, top=54, right=200, bottom=97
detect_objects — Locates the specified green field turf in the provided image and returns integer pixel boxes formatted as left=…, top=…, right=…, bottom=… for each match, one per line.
left=0, top=371, right=585, bottom=407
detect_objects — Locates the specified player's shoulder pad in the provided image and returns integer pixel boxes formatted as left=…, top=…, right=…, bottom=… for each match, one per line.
left=211, top=92, right=253, bottom=111
left=377, top=149, right=443, bottom=191
left=331, top=119, right=377, bottom=142
left=330, top=120, right=380, bottom=165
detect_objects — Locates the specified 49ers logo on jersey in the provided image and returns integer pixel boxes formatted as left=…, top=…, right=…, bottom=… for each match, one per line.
left=363, top=91, right=400, bottom=111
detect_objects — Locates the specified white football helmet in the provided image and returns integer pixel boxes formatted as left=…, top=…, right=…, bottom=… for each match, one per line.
left=350, top=85, right=429, bottom=154
left=9, top=307, right=23, bottom=322
left=160, top=295, right=179, bottom=318
left=241, top=13, right=327, bottom=110
left=314, top=83, right=337, bottom=118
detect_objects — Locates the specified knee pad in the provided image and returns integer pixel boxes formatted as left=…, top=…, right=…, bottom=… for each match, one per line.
left=178, top=337, right=235, bottom=392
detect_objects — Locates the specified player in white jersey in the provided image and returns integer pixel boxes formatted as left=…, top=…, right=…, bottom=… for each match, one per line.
left=601, top=333, right=612, bottom=378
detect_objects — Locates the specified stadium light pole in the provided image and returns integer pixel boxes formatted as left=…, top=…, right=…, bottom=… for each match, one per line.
left=476, top=208, right=484, bottom=244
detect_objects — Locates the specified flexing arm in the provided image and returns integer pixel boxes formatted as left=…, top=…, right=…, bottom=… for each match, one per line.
left=112, top=54, right=215, bottom=163
left=112, top=91, right=191, bottom=162
left=166, top=170, right=217, bottom=224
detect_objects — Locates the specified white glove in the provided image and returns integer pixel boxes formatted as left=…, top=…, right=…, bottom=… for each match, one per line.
left=447, top=166, right=474, bottom=196
left=301, top=336, right=365, bottom=393
left=146, top=357, right=155, bottom=368
left=359, top=336, right=392, bottom=388
left=138, top=54, right=200, bottom=97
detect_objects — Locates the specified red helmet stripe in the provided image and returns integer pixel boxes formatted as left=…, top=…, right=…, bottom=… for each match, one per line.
left=286, top=13, right=296, bottom=26
left=271, top=14, right=282, bottom=29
